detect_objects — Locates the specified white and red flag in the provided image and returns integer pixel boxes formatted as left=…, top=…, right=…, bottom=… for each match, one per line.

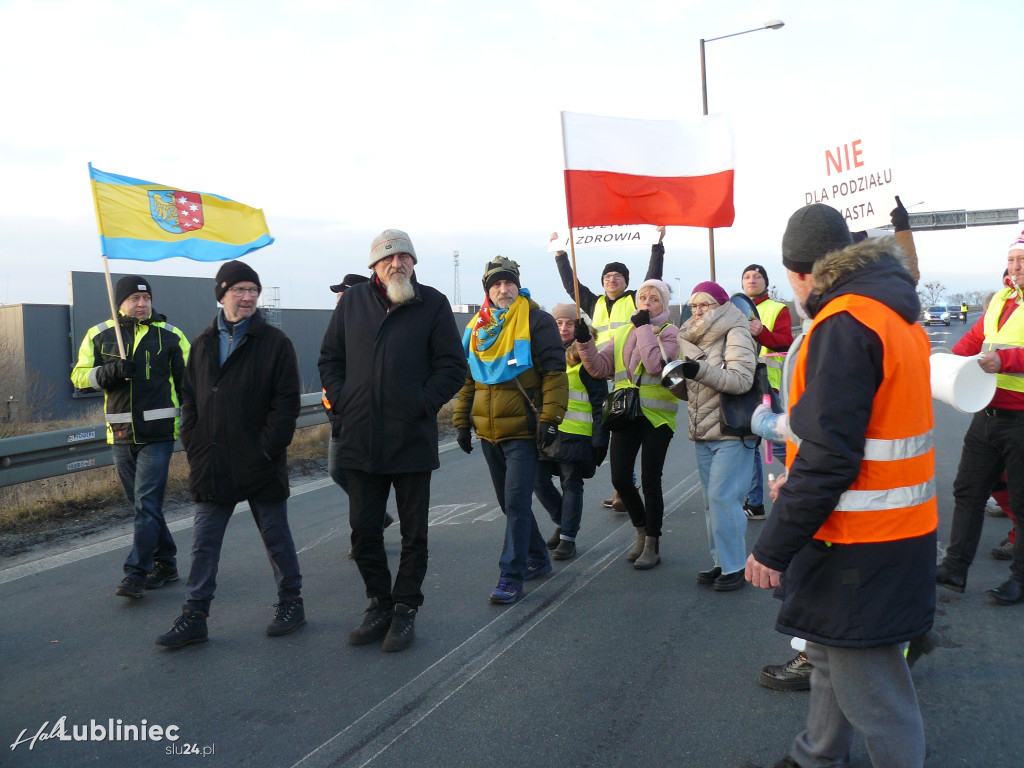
left=560, top=111, right=735, bottom=229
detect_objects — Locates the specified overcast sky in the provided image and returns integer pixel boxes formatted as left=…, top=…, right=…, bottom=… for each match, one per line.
left=1, top=0, right=1021, bottom=313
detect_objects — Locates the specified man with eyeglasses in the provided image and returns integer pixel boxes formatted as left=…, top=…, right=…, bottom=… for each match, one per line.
left=319, top=229, right=466, bottom=652
left=156, top=260, right=304, bottom=649
left=71, top=275, right=189, bottom=601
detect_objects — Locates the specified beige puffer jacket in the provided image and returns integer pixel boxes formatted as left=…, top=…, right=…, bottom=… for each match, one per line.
left=678, top=301, right=757, bottom=441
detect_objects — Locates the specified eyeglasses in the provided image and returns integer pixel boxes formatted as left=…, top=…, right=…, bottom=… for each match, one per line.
left=687, top=302, right=715, bottom=312
left=228, top=287, right=260, bottom=297
left=603, top=273, right=624, bottom=282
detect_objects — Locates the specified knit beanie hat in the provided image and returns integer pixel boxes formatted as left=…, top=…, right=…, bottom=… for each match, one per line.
left=782, top=204, right=853, bottom=274
left=742, top=264, right=769, bottom=289
left=637, top=279, right=671, bottom=310
left=330, top=273, right=370, bottom=293
left=115, top=275, right=152, bottom=308
left=602, top=261, right=630, bottom=285
left=690, top=280, right=729, bottom=307
left=1009, top=231, right=1024, bottom=256
left=551, top=302, right=576, bottom=321
left=369, top=229, right=417, bottom=268
left=482, top=256, right=521, bottom=291
left=215, top=260, right=262, bottom=301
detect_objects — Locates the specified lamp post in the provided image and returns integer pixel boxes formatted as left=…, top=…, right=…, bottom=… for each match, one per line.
left=700, top=19, right=784, bottom=282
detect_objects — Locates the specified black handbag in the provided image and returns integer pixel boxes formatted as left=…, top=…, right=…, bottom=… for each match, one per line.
left=514, top=379, right=563, bottom=461
left=602, top=386, right=640, bottom=432
left=719, top=362, right=781, bottom=441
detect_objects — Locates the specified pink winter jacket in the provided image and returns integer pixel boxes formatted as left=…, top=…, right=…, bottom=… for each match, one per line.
left=577, top=308, right=678, bottom=380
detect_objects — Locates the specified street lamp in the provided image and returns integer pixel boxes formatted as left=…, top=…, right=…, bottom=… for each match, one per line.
left=700, top=19, right=784, bottom=282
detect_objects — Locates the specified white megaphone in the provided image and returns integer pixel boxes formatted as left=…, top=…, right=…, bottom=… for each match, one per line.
left=930, top=352, right=997, bottom=413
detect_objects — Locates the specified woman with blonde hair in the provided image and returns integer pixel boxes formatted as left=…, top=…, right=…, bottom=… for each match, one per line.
left=575, top=279, right=679, bottom=569
left=674, top=281, right=757, bottom=591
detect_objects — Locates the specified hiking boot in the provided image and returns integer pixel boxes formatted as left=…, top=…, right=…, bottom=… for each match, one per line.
left=115, top=576, right=145, bottom=599
left=382, top=603, right=416, bottom=652
left=525, top=558, right=552, bottom=581
left=546, top=527, right=562, bottom=550
left=489, top=579, right=524, bottom=605
left=552, top=539, right=577, bottom=560
left=155, top=608, right=208, bottom=648
left=144, top=561, right=179, bottom=590
left=991, top=537, right=1014, bottom=560
left=626, top=527, right=646, bottom=562
left=348, top=598, right=393, bottom=645
left=267, top=596, right=306, bottom=636
left=744, top=502, right=766, bottom=521
left=759, top=652, right=812, bottom=691
left=633, top=536, right=661, bottom=570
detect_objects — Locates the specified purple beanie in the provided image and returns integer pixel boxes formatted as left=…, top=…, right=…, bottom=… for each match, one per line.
left=690, top=280, right=729, bottom=306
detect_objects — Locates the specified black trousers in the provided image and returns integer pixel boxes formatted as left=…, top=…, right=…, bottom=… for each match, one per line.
left=946, top=410, right=1024, bottom=581
left=346, top=469, right=431, bottom=608
left=608, top=415, right=674, bottom=537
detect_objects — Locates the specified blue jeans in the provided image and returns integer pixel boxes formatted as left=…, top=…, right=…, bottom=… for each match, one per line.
left=534, top=461, right=585, bottom=540
left=112, top=441, right=175, bottom=580
left=695, top=439, right=753, bottom=575
left=185, top=498, right=302, bottom=615
left=481, top=439, right=549, bottom=583
left=747, top=440, right=787, bottom=506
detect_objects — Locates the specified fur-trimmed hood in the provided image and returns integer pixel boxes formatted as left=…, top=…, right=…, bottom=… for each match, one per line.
left=805, top=236, right=920, bottom=323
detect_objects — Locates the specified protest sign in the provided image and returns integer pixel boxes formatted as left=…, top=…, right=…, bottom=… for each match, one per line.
left=546, top=224, right=661, bottom=252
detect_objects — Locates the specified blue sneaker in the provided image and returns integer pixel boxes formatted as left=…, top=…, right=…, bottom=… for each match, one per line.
left=489, top=579, right=524, bottom=604
left=525, top=558, right=552, bottom=581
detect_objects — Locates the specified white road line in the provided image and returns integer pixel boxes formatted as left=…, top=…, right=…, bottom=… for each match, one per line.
left=290, top=470, right=702, bottom=768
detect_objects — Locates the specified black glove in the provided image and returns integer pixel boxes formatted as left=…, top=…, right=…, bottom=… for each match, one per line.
left=457, top=428, right=473, bottom=454
left=592, top=445, right=607, bottom=467
left=539, top=422, right=558, bottom=448
left=890, top=195, right=910, bottom=232
left=681, top=357, right=700, bottom=379
left=574, top=319, right=591, bottom=343
left=95, top=358, right=135, bottom=389
left=631, top=309, right=650, bottom=327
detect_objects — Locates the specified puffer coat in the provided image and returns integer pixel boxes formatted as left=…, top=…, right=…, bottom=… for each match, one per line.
left=677, top=301, right=757, bottom=441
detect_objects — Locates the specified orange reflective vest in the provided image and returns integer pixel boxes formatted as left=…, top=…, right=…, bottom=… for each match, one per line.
left=785, top=294, right=937, bottom=543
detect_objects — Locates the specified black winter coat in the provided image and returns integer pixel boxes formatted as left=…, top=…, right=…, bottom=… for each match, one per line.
left=752, top=238, right=935, bottom=648
left=180, top=310, right=300, bottom=504
left=318, top=277, right=466, bottom=474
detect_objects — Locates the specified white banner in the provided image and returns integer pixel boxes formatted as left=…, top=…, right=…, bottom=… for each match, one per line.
left=800, top=116, right=896, bottom=231
left=547, top=224, right=661, bottom=252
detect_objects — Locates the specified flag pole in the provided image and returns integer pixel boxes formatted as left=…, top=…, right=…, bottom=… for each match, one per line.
left=89, top=163, right=126, bottom=359
left=559, top=114, right=583, bottom=321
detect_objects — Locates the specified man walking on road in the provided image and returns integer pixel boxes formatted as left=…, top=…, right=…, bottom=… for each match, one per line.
left=740, top=263, right=792, bottom=521
left=454, top=257, right=567, bottom=605
left=319, top=230, right=466, bottom=652
left=936, top=231, right=1024, bottom=605
left=72, top=275, right=189, bottom=600
left=744, top=204, right=936, bottom=768
left=156, top=260, right=304, bottom=648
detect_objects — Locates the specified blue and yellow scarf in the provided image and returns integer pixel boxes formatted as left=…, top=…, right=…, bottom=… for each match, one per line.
left=463, top=290, right=534, bottom=384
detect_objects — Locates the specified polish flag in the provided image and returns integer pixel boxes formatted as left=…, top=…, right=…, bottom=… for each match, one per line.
left=561, top=111, right=735, bottom=229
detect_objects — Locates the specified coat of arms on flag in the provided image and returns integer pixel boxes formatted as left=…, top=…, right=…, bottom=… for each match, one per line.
left=148, top=190, right=205, bottom=234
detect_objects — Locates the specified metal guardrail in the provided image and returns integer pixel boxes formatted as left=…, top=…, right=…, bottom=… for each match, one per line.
left=0, top=393, right=328, bottom=489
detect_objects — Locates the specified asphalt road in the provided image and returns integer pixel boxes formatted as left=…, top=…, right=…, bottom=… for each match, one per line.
left=2, top=319, right=1021, bottom=768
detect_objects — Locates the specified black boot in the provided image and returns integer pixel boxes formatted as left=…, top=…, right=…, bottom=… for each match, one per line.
left=986, top=576, right=1024, bottom=605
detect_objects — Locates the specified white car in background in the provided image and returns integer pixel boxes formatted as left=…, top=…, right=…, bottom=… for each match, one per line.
left=923, top=305, right=951, bottom=326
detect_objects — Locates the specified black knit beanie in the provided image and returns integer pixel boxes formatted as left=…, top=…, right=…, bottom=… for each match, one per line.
left=782, top=204, right=853, bottom=274
left=115, top=275, right=152, bottom=308
left=742, top=264, right=769, bottom=289
left=602, top=262, right=630, bottom=285
left=215, top=260, right=262, bottom=300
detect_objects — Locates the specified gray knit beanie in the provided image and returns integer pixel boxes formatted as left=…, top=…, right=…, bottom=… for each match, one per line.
left=781, top=204, right=853, bottom=274
left=369, top=229, right=418, bottom=268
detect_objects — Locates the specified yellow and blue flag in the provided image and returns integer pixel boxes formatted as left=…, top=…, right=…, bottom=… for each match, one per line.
left=88, top=164, right=274, bottom=261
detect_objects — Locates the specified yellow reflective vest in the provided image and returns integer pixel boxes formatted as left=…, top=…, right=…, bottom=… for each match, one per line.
left=982, top=287, right=1024, bottom=393
left=592, top=294, right=637, bottom=347
left=755, top=298, right=787, bottom=391
left=559, top=363, right=593, bottom=437
left=611, top=324, right=678, bottom=431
